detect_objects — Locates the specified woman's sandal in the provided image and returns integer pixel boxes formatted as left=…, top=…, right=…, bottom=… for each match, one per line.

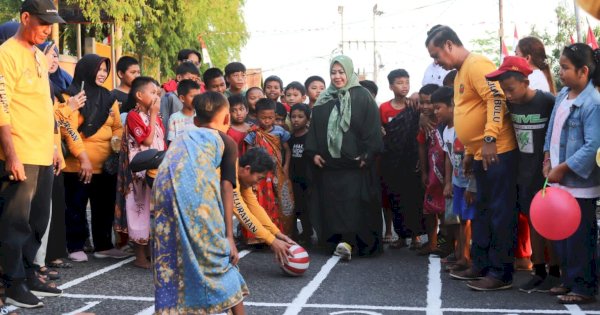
left=549, top=285, right=571, bottom=296
left=557, top=292, right=596, bottom=304
left=47, top=259, right=73, bottom=269
left=37, top=266, right=60, bottom=280
left=382, top=235, right=396, bottom=244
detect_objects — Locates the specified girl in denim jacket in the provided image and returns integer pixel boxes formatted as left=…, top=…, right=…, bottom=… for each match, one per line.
left=543, top=43, right=600, bottom=304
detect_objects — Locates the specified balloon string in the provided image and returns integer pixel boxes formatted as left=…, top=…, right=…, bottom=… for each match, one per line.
left=543, top=177, right=549, bottom=197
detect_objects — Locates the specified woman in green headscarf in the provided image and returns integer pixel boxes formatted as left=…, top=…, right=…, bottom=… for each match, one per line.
left=305, top=55, right=383, bottom=261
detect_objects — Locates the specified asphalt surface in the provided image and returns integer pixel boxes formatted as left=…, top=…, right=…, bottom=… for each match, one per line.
left=5, top=242, right=600, bottom=315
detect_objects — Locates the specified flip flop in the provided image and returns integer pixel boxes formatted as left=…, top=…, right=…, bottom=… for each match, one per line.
left=36, top=266, right=60, bottom=280
left=550, top=285, right=571, bottom=296
left=557, top=292, right=596, bottom=304
left=47, top=260, right=73, bottom=268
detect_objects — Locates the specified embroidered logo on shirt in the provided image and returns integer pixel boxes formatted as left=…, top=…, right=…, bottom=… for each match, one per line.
left=134, top=127, right=144, bottom=137
left=459, top=84, right=464, bottom=94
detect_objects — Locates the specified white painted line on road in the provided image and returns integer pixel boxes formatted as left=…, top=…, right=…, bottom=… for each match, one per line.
left=62, top=301, right=101, bottom=315
left=135, top=305, right=155, bottom=315
left=442, top=307, right=600, bottom=314
left=564, top=304, right=586, bottom=315
left=58, top=256, right=135, bottom=290
left=238, top=249, right=251, bottom=259
left=426, top=255, right=442, bottom=315
left=282, top=255, right=340, bottom=315
left=305, top=303, right=425, bottom=311
left=62, top=293, right=154, bottom=301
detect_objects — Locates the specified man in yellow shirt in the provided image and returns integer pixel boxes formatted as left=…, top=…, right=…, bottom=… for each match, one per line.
left=426, top=25, right=518, bottom=291
left=0, top=0, right=65, bottom=309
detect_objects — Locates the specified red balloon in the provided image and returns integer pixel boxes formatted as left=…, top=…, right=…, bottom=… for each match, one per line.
left=530, top=187, right=581, bottom=241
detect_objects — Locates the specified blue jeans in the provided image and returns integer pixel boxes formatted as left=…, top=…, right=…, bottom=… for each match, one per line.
left=554, top=198, right=598, bottom=296
left=472, top=150, right=518, bottom=282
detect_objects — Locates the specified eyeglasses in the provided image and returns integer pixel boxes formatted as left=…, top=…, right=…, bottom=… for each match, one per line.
left=34, top=50, right=43, bottom=78
left=183, top=59, right=201, bottom=67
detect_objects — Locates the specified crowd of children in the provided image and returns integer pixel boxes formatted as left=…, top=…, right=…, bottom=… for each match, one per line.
left=1, top=3, right=600, bottom=312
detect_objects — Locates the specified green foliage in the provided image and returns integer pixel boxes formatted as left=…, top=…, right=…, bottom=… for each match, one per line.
left=0, top=0, right=21, bottom=23
left=470, top=30, right=501, bottom=66
left=63, top=0, right=248, bottom=81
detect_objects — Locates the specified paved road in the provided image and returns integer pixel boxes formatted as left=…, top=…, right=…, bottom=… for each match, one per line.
left=6, top=244, right=600, bottom=315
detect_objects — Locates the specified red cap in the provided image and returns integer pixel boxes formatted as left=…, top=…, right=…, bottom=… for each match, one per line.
left=485, top=56, right=533, bottom=80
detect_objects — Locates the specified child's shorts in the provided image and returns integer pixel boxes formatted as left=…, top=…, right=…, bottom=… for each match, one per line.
left=453, top=185, right=476, bottom=221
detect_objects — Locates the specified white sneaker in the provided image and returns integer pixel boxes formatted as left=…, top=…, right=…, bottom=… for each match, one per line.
left=68, top=251, right=88, bottom=262
left=334, top=242, right=352, bottom=261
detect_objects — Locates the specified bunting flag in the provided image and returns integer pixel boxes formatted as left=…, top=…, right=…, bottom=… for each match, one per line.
left=570, top=34, right=576, bottom=44
left=586, top=25, right=599, bottom=49
left=198, top=36, right=213, bottom=68
left=513, top=26, right=519, bottom=51
left=501, top=38, right=509, bottom=58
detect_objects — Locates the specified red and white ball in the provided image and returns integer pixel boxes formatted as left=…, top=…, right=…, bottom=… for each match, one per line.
left=281, top=245, right=310, bottom=276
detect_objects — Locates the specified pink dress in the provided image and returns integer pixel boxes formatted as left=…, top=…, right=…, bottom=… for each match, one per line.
left=125, top=110, right=165, bottom=244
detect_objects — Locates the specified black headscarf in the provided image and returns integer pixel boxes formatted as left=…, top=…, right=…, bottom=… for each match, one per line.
left=66, top=54, right=115, bottom=138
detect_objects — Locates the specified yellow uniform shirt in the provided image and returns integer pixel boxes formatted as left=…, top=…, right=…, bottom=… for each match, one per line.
left=0, top=38, right=54, bottom=166
left=63, top=99, right=122, bottom=174
left=454, top=53, right=516, bottom=160
left=233, top=177, right=281, bottom=245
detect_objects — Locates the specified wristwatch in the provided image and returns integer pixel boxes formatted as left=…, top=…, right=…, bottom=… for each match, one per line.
left=483, top=136, right=496, bottom=143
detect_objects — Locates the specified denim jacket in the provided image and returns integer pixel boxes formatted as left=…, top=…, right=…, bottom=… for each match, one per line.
left=543, top=81, right=600, bottom=188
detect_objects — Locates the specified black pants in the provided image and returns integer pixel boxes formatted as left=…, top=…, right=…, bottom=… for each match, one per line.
left=0, top=163, right=53, bottom=281
left=45, top=173, right=68, bottom=262
left=292, top=182, right=312, bottom=239
left=64, top=172, right=116, bottom=253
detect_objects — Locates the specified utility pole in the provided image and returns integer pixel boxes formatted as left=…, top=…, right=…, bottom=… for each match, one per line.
left=575, top=1, right=582, bottom=42
left=499, top=0, right=504, bottom=61
left=338, top=6, right=344, bottom=54
left=372, top=4, right=383, bottom=84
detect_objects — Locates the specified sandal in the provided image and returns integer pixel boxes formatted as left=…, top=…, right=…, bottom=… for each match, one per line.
left=382, top=236, right=393, bottom=243
left=550, top=285, right=571, bottom=296
left=389, top=239, right=407, bottom=249
left=36, top=265, right=60, bottom=280
left=557, top=292, right=596, bottom=304
left=47, top=259, right=73, bottom=269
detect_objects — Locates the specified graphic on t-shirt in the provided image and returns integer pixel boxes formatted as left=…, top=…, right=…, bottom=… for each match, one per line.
left=516, top=129, right=533, bottom=154
left=292, top=143, right=304, bottom=158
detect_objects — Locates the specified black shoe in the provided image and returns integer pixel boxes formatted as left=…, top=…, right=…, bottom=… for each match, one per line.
left=5, top=281, right=43, bottom=308
left=534, top=275, right=560, bottom=293
left=519, top=275, right=544, bottom=293
left=27, top=276, right=62, bottom=297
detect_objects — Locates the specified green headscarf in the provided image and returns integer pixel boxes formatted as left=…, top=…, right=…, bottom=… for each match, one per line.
left=313, top=55, right=361, bottom=158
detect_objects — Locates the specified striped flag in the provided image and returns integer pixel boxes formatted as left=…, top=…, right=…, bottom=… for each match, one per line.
left=586, top=25, right=598, bottom=49
left=501, top=38, right=509, bottom=58
left=570, top=34, right=576, bottom=44
left=513, top=26, right=519, bottom=51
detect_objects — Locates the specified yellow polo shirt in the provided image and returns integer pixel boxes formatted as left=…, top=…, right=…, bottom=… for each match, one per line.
left=454, top=53, right=516, bottom=160
left=0, top=38, right=54, bottom=166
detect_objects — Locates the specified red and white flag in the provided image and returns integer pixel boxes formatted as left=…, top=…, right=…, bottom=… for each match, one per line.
left=501, top=38, right=509, bottom=58
left=198, top=36, right=213, bottom=68
left=570, top=34, right=576, bottom=44
left=586, top=25, right=598, bottom=49
left=513, top=26, right=519, bottom=51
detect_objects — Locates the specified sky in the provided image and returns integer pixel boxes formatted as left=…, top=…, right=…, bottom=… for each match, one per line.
left=239, top=0, right=599, bottom=102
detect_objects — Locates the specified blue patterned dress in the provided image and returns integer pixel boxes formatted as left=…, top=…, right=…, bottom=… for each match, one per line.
left=152, top=128, right=248, bottom=314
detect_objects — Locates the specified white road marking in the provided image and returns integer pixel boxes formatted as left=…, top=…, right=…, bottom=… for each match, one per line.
left=426, top=255, right=442, bottom=315
left=135, top=305, right=155, bottom=315
left=238, top=249, right=251, bottom=259
left=564, top=304, right=586, bottom=315
left=55, top=295, right=600, bottom=315
left=62, top=301, right=101, bottom=315
left=58, top=257, right=135, bottom=290
left=62, top=293, right=154, bottom=301
left=281, top=255, right=340, bottom=315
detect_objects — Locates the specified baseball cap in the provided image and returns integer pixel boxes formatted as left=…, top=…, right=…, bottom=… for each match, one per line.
left=21, top=0, right=66, bottom=24
left=485, top=56, right=533, bottom=81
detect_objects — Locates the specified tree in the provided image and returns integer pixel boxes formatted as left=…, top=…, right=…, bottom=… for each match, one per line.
left=0, top=0, right=20, bottom=22
left=470, top=30, right=501, bottom=66
left=63, top=0, right=248, bottom=80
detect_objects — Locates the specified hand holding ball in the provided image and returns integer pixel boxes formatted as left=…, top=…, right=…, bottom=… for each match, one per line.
left=281, top=245, right=310, bottom=276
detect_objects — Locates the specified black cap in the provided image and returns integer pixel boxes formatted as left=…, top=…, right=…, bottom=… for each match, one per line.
left=21, top=0, right=66, bottom=24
